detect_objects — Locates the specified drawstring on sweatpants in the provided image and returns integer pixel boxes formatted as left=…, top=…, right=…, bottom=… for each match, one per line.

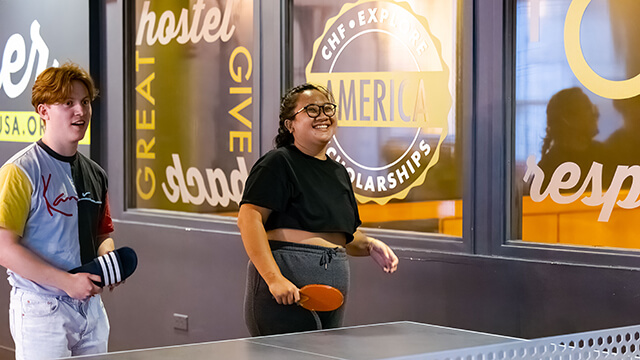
left=319, top=248, right=338, bottom=269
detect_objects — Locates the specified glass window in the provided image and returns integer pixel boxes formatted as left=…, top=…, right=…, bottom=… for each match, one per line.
left=130, top=0, right=256, bottom=215
left=291, top=0, right=462, bottom=235
left=0, top=0, right=91, bottom=161
left=514, top=0, right=640, bottom=249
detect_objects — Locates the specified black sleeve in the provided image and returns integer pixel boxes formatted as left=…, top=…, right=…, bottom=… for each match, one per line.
left=240, top=154, right=290, bottom=212
left=341, top=166, right=362, bottom=229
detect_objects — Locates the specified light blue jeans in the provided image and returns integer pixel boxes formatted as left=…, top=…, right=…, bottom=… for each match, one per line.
left=9, top=287, right=110, bottom=359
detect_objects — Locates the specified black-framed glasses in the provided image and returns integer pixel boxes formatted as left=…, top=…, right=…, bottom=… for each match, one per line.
left=291, top=103, right=337, bottom=119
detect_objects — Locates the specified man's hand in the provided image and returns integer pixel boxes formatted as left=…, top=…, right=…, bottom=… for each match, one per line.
left=64, top=272, right=103, bottom=300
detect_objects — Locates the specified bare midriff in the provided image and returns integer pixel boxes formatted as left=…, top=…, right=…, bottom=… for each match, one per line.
left=267, top=228, right=346, bottom=248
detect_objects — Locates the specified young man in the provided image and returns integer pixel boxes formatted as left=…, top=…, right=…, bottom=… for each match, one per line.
left=0, top=63, right=116, bottom=359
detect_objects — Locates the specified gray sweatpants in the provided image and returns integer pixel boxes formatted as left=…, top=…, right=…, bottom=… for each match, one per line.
left=244, top=240, right=349, bottom=336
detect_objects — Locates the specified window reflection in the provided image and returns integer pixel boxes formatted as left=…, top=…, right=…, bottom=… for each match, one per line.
left=292, top=0, right=462, bottom=235
left=515, top=0, right=640, bottom=248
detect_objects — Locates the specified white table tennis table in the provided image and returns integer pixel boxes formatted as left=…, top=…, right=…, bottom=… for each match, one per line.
left=68, top=320, right=640, bottom=359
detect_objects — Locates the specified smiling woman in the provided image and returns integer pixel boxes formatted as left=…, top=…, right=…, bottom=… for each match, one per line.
left=236, top=83, right=398, bottom=336
left=285, top=88, right=338, bottom=159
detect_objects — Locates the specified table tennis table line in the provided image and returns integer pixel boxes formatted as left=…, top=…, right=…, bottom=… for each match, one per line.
left=245, top=321, right=521, bottom=360
left=69, top=321, right=420, bottom=358
left=71, top=338, right=349, bottom=360
left=375, top=338, right=531, bottom=360
left=378, top=322, right=640, bottom=360
left=245, top=340, right=348, bottom=359
left=248, top=321, right=420, bottom=340
left=397, top=321, right=522, bottom=341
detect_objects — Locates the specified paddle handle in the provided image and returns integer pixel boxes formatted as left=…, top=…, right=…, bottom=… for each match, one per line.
left=297, top=294, right=322, bottom=330
left=310, top=310, right=322, bottom=330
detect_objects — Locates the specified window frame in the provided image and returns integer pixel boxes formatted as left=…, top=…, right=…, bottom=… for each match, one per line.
left=121, top=0, right=263, bottom=228
left=119, top=0, right=477, bottom=255
left=488, top=0, right=640, bottom=268
left=118, top=0, right=640, bottom=269
left=284, top=0, right=476, bottom=253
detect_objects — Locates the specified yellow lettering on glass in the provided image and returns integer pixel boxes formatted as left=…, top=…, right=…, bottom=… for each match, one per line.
left=136, top=167, right=156, bottom=200
left=564, top=0, right=640, bottom=99
left=307, top=71, right=449, bottom=128
left=135, top=73, right=156, bottom=105
left=0, top=111, right=89, bottom=144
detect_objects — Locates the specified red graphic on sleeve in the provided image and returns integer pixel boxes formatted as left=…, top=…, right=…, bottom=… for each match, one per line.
left=42, top=174, right=77, bottom=217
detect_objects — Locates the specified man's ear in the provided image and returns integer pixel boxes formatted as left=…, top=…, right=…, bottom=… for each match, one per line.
left=36, top=104, right=48, bottom=121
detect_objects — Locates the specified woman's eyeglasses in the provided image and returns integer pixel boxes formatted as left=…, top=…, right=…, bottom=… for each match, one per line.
left=291, top=103, right=337, bottom=119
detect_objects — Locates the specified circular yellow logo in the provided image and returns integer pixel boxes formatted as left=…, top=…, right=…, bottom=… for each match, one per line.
left=306, top=0, right=452, bottom=205
left=565, top=0, right=640, bottom=99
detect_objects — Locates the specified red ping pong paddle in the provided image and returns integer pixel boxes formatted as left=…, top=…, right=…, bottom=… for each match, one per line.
left=298, top=284, right=344, bottom=311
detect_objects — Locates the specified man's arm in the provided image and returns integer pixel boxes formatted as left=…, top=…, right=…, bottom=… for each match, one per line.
left=96, top=235, right=114, bottom=256
left=0, top=228, right=102, bottom=299
left=96, top=234, right=125, bottom=291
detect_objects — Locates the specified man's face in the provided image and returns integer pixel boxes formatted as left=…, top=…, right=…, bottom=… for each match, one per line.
left=38, top=80, right=92, bottom=146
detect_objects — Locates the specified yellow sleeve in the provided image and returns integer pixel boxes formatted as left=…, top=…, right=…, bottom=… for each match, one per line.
left=0, top=164, right=32, bottom=236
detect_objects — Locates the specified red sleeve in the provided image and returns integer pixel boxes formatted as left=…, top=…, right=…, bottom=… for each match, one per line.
left=99, top=192, right=115, bottom=235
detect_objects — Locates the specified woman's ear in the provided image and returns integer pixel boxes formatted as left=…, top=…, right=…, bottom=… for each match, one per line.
left=285, top=119, right=293, bottom=133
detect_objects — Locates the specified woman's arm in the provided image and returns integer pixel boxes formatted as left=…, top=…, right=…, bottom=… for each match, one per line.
left=237, top=204, right=300, bottom=305
left=346, top=230, right=399, bottom=273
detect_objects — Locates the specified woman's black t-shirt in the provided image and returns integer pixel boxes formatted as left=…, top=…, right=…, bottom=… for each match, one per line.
left=240, top=145, right=361, bottom=243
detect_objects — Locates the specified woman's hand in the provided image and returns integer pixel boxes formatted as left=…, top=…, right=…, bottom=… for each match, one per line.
left=346, top=231, right=399, bottom=273
left=368, top=238, right=399, bottom=273
left=268, top=276, right=300, bottom=305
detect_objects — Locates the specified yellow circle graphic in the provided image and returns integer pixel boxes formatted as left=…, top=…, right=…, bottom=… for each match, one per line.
left=564, top=0, right=640, bottom=99
left=305, top=0, right=452, bottom=205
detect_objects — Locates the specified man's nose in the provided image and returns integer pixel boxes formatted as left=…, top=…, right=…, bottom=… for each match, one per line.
left=74, top=103, right=86, bottom=115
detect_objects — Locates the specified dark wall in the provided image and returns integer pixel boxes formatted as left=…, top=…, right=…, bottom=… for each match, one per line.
left=1, top=0, right=640, bottom=356
left=104, top=231, right=640, bottom=349
left=349, top=251, right=640, bottom=339
left=1, top=222, right=639, bottom=353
